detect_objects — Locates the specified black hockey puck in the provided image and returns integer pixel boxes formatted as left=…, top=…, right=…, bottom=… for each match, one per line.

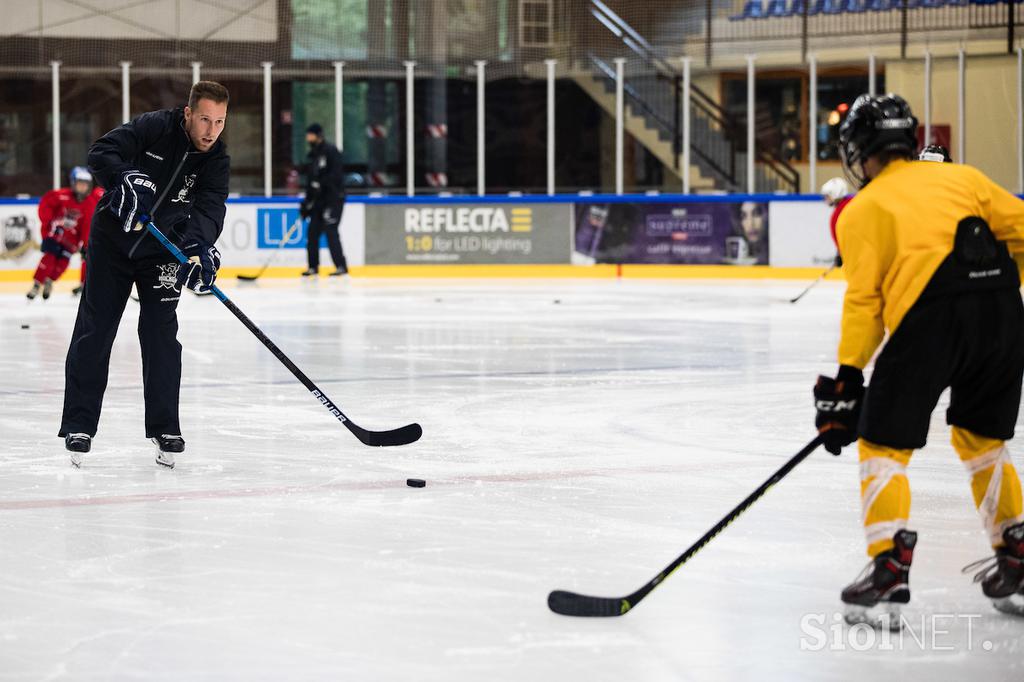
left=20, top=324, right=29, bottom=329
left=406, top=478, right=426, bottom=488
left=553, top=299, right=561, bottom=304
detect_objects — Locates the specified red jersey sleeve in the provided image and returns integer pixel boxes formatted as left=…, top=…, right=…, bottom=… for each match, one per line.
left=37, top=190, right=61, bottom=239
left=829, top=196, right=853, bottom=252
left=78, top=187, right=104, bottom=247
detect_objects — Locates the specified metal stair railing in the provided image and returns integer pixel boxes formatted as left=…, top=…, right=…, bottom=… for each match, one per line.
left=586, top=0, right=800, bottom=193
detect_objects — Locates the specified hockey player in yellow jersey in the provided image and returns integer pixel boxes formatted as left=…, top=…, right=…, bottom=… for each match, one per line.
left=812, top=93, right=1024, bottom=628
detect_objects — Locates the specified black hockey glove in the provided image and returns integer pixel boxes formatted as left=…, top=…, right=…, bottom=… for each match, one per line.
left=40, top=236, right=72, bottom=259
left=300, top=181, right=321, bottom=220
left=813, top=365, right=864, bottom=456
left=834, top=253, right=843, bottom=268
left=108, top=169, right=157, bottom=232
left=176, top=239, right=221, bottom=294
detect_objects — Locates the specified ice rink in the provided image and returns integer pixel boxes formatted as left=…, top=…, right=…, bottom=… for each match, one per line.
left=1, top=276, right=1022, bottom=681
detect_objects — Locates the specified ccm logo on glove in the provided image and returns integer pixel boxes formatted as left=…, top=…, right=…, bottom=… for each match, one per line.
left=813, top=366, right=865, bottom=456
left=815, top=398, right=859, bottom=411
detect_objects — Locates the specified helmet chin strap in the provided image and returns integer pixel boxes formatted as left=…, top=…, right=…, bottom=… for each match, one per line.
left=840, top=147, right=868, bottom=189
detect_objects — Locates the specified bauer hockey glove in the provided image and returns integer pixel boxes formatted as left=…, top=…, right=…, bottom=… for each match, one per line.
left=109, top=169, right=157, bottom=232
left=813, top=365, right=864, bottom=455
left=176, top=239, right=222, bottom=294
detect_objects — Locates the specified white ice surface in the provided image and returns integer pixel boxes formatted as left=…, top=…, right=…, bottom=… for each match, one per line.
left=1, top=277, right=1022, bottom=681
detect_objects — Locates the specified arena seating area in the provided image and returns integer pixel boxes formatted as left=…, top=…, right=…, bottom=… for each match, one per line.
left=729, top=0, right=1001, bottom=20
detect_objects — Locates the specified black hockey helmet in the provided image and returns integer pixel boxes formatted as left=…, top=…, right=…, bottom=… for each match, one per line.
left=919, top=144, right=952, bottom=163
left=838, top=94, right=918, bottom=187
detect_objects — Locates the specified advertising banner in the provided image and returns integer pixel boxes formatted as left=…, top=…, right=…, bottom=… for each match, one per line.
left=364, top=203, right=572, bottom=264
left=0, top=203, right=44, bottom=272
left=767, top=201, right=837, bottom=268
left=227, top=202, right=365, bottom=268
left=573, top=201, right=770, bottom=265
left=0, top=200, right=365, bottom=273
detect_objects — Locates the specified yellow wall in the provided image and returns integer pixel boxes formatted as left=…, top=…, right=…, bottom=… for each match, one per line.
left=873, top=53, right=1018, bottom=191
left=693, top=53, right=1021, bottom=194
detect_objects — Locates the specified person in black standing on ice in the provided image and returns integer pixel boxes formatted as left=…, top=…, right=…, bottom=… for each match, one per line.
left=300, top=123, right=348, bottom=277
left=59, top=81, right=231, bottom=469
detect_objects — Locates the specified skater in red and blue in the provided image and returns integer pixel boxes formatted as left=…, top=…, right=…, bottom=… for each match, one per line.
left=27, top=167, right=103, bottom=301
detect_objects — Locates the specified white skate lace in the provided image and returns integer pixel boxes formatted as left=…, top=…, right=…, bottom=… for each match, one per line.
left=962, top=555, right=999, bottom=585
left=852, top=558, right=875, bottom=583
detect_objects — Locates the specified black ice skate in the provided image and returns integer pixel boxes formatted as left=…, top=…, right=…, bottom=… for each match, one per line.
left=26, top=281, right=41, bottom=300
left=152, top=434, right=184, bottom=469
left=327, top=268, right=348, bottom=277
left=841, top=529, right=917, bottom=630
left=41, top=278, right=53, bottom=300
left=963, top=522, right=1024, bottom=616
left=300, top=268, right=317, bottom=277
left=65, top=433, right=92, bottom=468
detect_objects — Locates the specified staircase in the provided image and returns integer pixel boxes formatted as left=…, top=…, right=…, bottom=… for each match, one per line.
left=573, top=68, right=718, bottom=192
left=574, top=0, right=800, bottom=194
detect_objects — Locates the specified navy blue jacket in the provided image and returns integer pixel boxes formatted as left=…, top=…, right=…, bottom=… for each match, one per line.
left=303, top=140, right=345, bottom=209
left=88, top=107, right=230, bottom=259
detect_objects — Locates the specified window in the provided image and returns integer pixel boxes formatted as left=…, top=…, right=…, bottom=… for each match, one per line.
left=520, top=0, right=553, bottom=47
left=815, top=74, right=884, bottom=161
left=723, top=76, right=802, bottom=162
left=291, top=0, right=369, bottom=60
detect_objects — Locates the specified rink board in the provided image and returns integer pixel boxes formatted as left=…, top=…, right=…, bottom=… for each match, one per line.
left=0, top=195, right=838, bottom=280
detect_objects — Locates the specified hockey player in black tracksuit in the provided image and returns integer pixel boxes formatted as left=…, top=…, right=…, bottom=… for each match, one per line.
left=300, top=123, right=348, bottom=277
left=59, top=81, right=231, bottom=469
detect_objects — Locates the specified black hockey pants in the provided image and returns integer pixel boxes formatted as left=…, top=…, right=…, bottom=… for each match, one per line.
left=59, top=228, right=184, bottom=439
left=305, top=198, right=348, bottom=271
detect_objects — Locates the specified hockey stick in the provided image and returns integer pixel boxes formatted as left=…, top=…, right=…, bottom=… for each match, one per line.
left=144, top=220, right=422, bottom=447
left=789, top=264, right=836, bottom=304
left=547, top=434, right=825, bottom=617
left=238, top=216, right=304, bottom=281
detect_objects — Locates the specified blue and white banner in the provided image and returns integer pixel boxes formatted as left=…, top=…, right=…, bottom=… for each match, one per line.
left=0, top=200, right=365, bottom=272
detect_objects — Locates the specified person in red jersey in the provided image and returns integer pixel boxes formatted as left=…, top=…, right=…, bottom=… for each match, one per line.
left=821, top=177, right=853, bottom=266
left=28, top=167, right=103, bottom=300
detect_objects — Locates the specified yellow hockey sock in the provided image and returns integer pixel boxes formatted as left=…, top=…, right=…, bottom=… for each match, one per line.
left=952, top=427, right=1024, bottom=548
left=858, top=439, right=913, bottom=557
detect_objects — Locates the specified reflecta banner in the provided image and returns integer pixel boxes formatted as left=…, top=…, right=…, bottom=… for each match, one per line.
left=364, top=203, right=572, bottom=264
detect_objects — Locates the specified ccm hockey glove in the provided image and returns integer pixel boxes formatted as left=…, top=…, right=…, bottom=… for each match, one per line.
left=813, top=365, right=864, bottom=455
left=109, top=169, right=157, bottom=232
left=176, top=239, right=221, bottom=294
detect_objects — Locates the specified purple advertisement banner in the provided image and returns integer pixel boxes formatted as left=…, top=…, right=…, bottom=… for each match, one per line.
left=573, top=201, right=769, bottom=265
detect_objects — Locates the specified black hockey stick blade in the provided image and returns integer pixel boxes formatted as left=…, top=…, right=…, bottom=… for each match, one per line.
left=789, top=264, right=835, bottom=304
left=145, top=220, right=422, bottom=448
left=237, top=217, right=303, bottom=282
left=547, top=435, right=825, bottom=617
left=348, top=421, right=423, bottom=447
left=548, top=590, right=631, bottom=617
